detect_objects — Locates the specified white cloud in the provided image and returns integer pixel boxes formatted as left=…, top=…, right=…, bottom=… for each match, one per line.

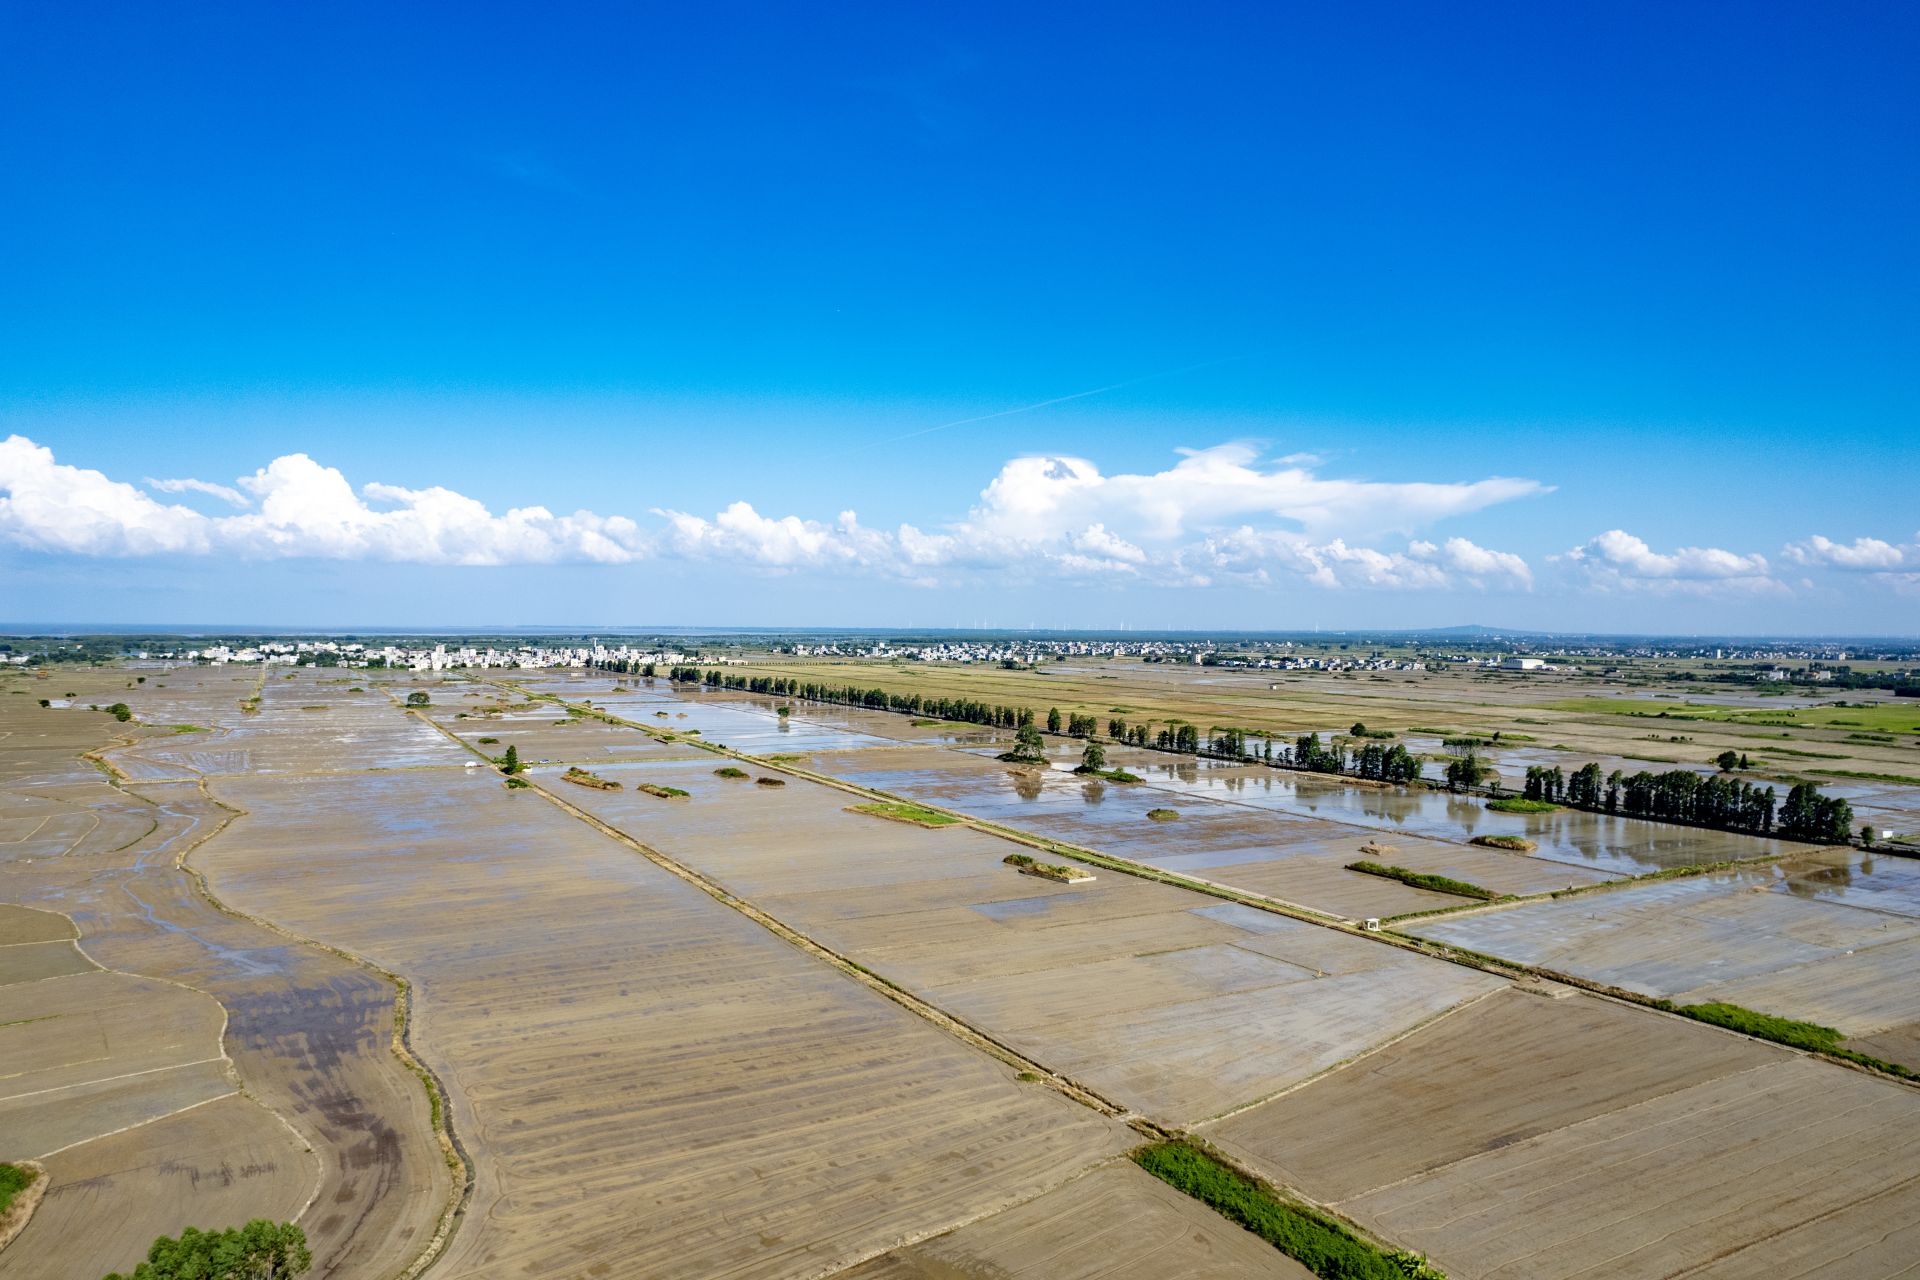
left=0, top=435, right=210, bottom=556
left=1783, top=534, right=1913, bottom=572
left=1409, top=537, right=1533, bottom=589
left=652, top=502, right=897, bottom=573
left=964, top=444, right=1548, bottom=544
left=1558, top=529, right=1779, bottom=593
left=1188, top=529, right=1530, bottom=592
left=1, top=433, right=1543, bottom=592
left=145, top=476, right=252, bottom=508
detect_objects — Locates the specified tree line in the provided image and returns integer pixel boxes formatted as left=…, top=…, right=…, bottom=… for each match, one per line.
left=1522, top=762, right=1852, bottom=842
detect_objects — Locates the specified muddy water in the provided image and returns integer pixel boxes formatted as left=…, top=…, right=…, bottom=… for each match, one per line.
left=587, top=686, right=1791, bottom=876
left=0, top=687, right=450, bottom=1279
left=1101, top=754, right=1798, bottom=874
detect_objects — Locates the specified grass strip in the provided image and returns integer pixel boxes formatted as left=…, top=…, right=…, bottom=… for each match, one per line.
left=1347, top=861, right=1501, bottom=901
left=1657, top=1000, right=1916, bottom=1080
left=847, top=800, right=961, bottom=828
left=1811, top=768, right=1920, bottom=786
left=1131, top=1141, right=1443, bottom=1279
left=1486, top=797, right=1557, bottom=814
left=637, top=782, right=689, bottom=798
left=1470, top=834, right=1536, bottom=852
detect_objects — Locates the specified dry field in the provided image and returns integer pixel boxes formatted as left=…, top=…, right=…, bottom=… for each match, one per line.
left=1206, top=989, right=1920, bottom=1278
left=193, top=758, right=1139, bottom=1280
left=841, top=1161, right=1310, bottom=1279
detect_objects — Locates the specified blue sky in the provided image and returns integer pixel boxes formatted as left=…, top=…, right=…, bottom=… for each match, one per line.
left=2, top=2, right=1915, bottom=632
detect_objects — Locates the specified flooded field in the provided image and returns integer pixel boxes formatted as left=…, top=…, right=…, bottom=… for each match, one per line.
left=0, top=671, right=452, bottom=1280
left=1406, top=849, right=1920, bottom=1068
left=6, top=661, right=1919, bottom=1280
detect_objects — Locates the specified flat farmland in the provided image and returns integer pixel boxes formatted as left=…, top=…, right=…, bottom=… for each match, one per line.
left=2, top=1093, right=314, bottom=1280
left=533, top=751, right=1503, bottom=1123
left=0, top=940, right=321, bottom=1280
left=1206, top=988, right=1920, bottom=1279
left=0, top=670, right=453, bottom=1280
left=195, top=764, right=1136, bottom=1280
left=735, top=654, right=1920, bottom=789
left=1405, top=850, right=1920, bottom=1069
left=842, top=1161, right=1309, bottom=1279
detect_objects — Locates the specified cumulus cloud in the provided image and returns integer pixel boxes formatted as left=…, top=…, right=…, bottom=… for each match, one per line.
left=1, top=436, right=644, bottom=566
left=1190, top=529, right=1529, bottom=591
left=2, top=433, right=1546, bottom=592
left=964, top=444, right=1548, bottom=544
left=1558, top=529, right=1779, bottom=593
left=145, top=476, right=252, bottom=508
left=1783, top=534, right=1914, bottom=572
left=1, top=435, right=210, bottom=556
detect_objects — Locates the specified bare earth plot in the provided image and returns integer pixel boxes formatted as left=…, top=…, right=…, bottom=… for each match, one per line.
left=1205, top=988, right=1920, bottom=1279
left=1405, top=851, right=1920, bottom=1070
left=536, top=752, right=1504, bottom=1124
left=196, top=766, right=1136, bottom=1280
left=842, top=1162, right=1309, bottom=1279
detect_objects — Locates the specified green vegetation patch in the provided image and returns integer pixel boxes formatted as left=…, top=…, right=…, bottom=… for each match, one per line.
left=1470, top=834, right=1536, bottom=852
left=503, top=776, right=530, bottom=790
left=754, top=776, right=786, bottom=787
left=562, top=767, right=621, bottom=791
left=1075, top=767, right=1142, bottom=783
left=169, top=724, right=207, bottom=734
left=1132, top=1141, right=1442, bottom=1279
left=103, top=1219, right=311, bottom=1280
left=1346, top=861, right=1501, bottom=901
left=714, top=766, right=749, bottom=779
left=1656, top=1001, right=1911, bottom=1078
left=1811, top=768, right=1920, bottom=786
left=1002, top=853, right=1089, bottom=882
left=1146, top=807, right=1180, bottom=821
left=1667, top=1002, right=1843, bottom=1053
left=847, top=801, right=959, bottom=828
left=763, top=753, right=807, bottom=763
left=1544, top=698, right=1920, bottom=734
left=637, top=782, right=689, bottom=798
left=0, top=1160, right=36, bottom=1215
left=1486, top=797, right=1558, bottom=813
